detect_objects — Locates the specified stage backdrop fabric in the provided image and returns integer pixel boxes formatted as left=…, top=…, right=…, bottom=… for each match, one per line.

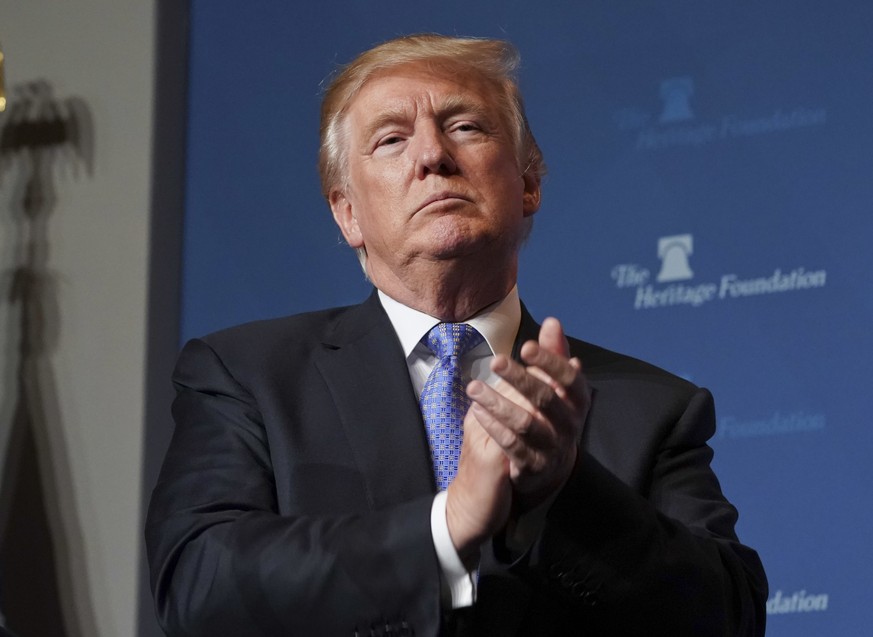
left=178, top=2, right=873, bottom=634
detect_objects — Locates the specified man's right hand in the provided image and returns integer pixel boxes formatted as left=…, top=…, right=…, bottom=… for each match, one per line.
left=445, top=407, right=512, bottom=565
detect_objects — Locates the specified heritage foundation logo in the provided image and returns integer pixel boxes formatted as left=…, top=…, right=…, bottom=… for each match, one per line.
left=612, top=76, right=827, bottom=150
left=611, top=234, right=827, bottom=310
left=718, top=411, right=826, bottom=439
left=767, top=589, right=829, bottom=615
left=656, top=234, right=694, bottom=282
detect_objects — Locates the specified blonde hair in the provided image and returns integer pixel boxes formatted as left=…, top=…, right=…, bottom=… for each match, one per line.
left=318, top=33, right=545, bottom=200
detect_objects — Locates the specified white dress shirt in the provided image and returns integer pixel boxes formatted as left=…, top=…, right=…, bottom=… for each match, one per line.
left=377, top=287, right=521, bottom=609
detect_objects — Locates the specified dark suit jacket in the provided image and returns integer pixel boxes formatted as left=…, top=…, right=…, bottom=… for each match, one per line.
left=146, top=292, right=767, bottom=636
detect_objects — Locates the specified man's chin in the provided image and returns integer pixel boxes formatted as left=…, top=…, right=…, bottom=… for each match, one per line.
left=428, top=241, right=515, bottom=267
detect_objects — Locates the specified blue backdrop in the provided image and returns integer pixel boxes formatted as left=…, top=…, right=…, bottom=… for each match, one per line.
left=179, top=2, right=873, bottom=633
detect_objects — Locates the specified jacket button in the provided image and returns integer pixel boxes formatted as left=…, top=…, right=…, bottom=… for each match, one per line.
left=548, top=562, right=566, bottom=579
left=559, top=572, right=576, bottom=588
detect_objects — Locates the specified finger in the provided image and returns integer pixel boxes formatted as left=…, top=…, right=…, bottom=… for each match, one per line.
left=488, top=362, right=582, bottom=445
left=538, top=317, right=570, bottom=358
left=470, top=366, right=577, bottom=458
left=491, top=355, right=584, bottom=435
left=520, top=344, right=590, bottom=415
left=484, top=373, right=535, bottom=413
left=468, top=400, right=542, bottom=472
left=516, top=354, right=590, bottom=442
left=461, top=403, right=507, bottom=460
left=519, top=341, right=579, bottom=390
left=490, top=355, right=559, bottom=415
left=496, top=354, right=586, bottom=435
left=467, top=379, right=554, bottom=450
left=470, top=394, right=576, bottom=502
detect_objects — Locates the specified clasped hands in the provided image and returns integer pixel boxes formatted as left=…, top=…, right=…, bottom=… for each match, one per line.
left=446, top=317, right=591, bottom=559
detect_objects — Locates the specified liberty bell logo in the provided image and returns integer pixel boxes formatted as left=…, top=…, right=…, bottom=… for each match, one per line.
left=659, top=77, right=694, bottom=124
left=656, top=234, right=694, bottom=282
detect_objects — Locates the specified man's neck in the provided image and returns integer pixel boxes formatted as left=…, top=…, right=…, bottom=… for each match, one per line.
left=367, top=258, right=518, bottom=322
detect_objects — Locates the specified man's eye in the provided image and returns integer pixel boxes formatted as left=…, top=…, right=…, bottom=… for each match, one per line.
left=378, top=135, right=403, bottom=146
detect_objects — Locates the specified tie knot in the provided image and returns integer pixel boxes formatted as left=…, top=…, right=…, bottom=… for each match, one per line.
left=424, top=323, right=484, bottom=360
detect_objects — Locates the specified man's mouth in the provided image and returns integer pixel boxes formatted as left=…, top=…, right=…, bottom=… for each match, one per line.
left=417, top=192, right=472, bottom=213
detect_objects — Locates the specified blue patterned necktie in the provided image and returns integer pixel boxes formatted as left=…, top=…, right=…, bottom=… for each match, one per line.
left=420, top=323, right=485, bottom=491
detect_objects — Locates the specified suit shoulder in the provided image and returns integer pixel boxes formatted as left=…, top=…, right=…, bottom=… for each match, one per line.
left=568, top=336, right=698, bottom=392
left=187, top=304, right=359, bottom=362
left=209, top=305, right=350, bottom=339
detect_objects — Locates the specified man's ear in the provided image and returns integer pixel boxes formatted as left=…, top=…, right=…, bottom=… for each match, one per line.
left=329, top=190, right=364, bottom=248
left=522, top=172, right=541, bottom=217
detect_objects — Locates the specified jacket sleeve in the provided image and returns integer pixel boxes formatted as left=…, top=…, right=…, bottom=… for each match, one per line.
left=497, top=386, right=768, bottom=636
left=145, top=338, right=440, bottom=637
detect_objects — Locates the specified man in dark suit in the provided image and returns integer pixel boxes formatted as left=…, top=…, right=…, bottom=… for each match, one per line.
left=146, top=34, right=767, bottom=636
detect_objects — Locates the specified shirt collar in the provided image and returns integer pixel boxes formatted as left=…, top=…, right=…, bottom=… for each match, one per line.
left=378, top=286, right=520, bottom=358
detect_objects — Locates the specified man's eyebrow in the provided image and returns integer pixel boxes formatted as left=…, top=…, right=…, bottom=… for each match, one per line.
left=359, top=106, right=410, bottom=143
left=437, top=94, right=494, bottom=123
left=359, top=95, right=495, bottom=142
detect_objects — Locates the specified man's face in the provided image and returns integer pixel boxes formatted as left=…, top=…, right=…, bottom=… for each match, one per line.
left=329, top=63, right=540, bottom=284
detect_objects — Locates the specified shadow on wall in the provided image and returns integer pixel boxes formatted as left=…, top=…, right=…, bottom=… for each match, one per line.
left=0, top=81, right=98, bottom=637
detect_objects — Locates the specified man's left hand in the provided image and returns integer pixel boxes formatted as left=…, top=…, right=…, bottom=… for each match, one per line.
left=466, top=317, right=590, bottom=512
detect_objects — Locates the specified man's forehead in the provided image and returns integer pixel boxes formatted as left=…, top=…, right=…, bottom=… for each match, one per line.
left=348, top=63, right=495, bottom=118
left=367, top=59, right=484, bottom=84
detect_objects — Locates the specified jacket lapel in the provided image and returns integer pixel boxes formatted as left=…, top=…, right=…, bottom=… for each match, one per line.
left=314, top=292, right=436, bottom=510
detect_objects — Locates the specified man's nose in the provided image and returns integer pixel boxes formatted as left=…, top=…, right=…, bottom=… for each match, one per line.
left=413, top=127, right=458, bottom=178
